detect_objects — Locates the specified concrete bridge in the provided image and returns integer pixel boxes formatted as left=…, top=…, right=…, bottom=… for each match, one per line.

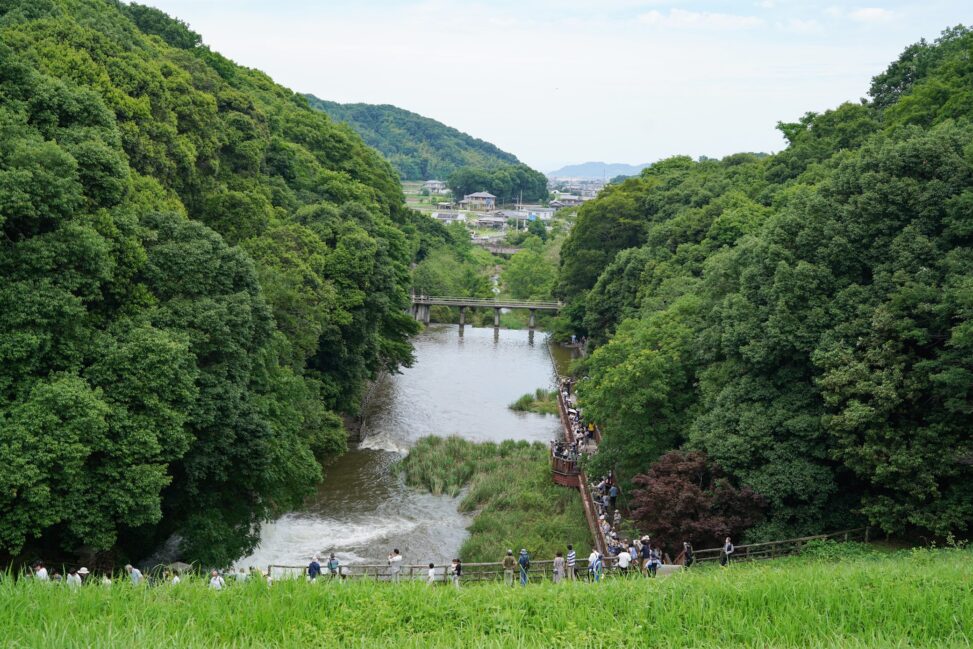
left=410, top=295, right=561, bottom=328
left=471, top=240, right=523, bottom=256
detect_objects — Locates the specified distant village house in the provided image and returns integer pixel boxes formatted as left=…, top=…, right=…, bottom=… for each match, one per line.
left=474, top=213, right=507, bottom=229
left=550, top=191, right=583, bottom=206
left=431, top=211, right=466, bottom=225
left=461, top=191, right=497, bottom=210
left=515, top=204, right=556, bottom=221
left=422, top=180, right=449, bottom=194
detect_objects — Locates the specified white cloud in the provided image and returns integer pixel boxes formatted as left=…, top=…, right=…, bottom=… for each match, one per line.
left=145, top=0, right=958, bottom=170
left=638, top=8, right=764, bottom=29
left=848, top=7, right=895, bottom=22
left=778, top=17, right=822, bottom=33
left=757, top=0, right=777, bottom=8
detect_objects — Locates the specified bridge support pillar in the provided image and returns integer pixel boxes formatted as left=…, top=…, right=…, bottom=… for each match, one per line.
left=422, top=304, right=431, bottom=325
left=459, top=306, right=466, bottom=326
left=528, top=308, right=536, bottom=330
left=493, top=307, right=500, bottom=328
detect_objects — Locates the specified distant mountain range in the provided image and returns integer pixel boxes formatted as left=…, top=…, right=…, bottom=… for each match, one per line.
left=547, top=161, right=651, bottom=179
left=304, top=95, right=521, bottom=181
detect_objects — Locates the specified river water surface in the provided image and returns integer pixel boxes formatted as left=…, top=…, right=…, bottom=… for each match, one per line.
left=237, top=325, right=573, bottom=572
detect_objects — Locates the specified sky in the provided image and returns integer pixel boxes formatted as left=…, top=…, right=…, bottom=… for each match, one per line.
left=146, top=1, right=971, bottom=172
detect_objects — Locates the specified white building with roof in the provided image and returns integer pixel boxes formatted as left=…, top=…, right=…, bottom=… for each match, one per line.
left=461, top=191, right=497, bottom=210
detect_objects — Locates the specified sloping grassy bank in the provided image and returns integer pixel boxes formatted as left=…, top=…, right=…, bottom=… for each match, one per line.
left=1, top=549, right=970, bottom=648
left=400, top=436, right=592, bottom=562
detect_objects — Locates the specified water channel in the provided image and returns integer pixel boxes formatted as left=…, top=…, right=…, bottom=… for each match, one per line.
left=237, top=324, right=574, bottom=572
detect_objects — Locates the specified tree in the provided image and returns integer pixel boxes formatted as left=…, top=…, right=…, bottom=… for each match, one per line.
left=629, top=451, right=765, bottom=553
left=503, top=249, right=555, bottom=300
left=557, top=30, right=973, bottom=543
left=447, top=163, right=548, bottom=204
left=0, top=0, right=427, bottom=566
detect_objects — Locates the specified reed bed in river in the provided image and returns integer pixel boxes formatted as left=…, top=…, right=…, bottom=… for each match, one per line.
left=1, top=548, right=970, bottom=648
left=509, top=388, right=560, bottom=415
left=399, top=436, right=593, bottom=562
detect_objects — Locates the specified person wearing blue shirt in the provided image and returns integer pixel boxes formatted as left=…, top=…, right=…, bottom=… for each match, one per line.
left=308, top=556, right=321, bottom=581
left=609, top=484, right=619, bottom=510
left=518, top=549, right=530, bottom=586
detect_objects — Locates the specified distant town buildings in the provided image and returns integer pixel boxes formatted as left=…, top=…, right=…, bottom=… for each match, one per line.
left=547, top=178, right=607, bottom=203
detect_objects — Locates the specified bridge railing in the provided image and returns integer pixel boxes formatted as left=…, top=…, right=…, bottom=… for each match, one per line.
left=412, top=296, right=562, bottom=309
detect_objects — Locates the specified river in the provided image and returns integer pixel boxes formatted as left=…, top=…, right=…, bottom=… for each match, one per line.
left=236, top=324, right=574, bottom=572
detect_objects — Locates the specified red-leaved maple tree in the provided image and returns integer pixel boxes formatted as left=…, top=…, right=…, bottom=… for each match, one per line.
left=629, top=450, right=765, bottom=553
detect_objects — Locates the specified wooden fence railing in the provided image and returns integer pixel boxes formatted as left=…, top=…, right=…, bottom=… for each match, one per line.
left=692, top=528, right=871, bottom=563
left=267, top=556, right=680, bottom=582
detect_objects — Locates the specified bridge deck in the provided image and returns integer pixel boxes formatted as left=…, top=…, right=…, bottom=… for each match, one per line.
left=412, top=296, right=561, bottom=310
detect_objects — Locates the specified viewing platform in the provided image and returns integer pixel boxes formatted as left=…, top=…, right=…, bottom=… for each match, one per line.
left=550, top=453, right=581, bottom=488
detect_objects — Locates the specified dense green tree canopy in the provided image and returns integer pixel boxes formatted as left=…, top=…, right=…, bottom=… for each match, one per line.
left=0, top=0, right=437, bottom=566
left=304, top=95, right=520, bottom=181
left=448, top=164, right=549, bottom=204
left=567, top=26, right=973, bottom=543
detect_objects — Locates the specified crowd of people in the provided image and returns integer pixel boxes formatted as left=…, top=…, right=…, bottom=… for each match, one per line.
left=28, top=559, right=287, bottom=589
left=28, top=531, right=737, bottom=589
left=554, top=376, right=734, bottom=577
left=560, top=381, right=597, bottom=452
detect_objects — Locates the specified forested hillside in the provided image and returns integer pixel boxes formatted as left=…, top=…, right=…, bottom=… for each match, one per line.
left=304, top=95, right=519, bottom=180
left=0, top=0, right=451, bottom=567
left=558, top=26, right=973, bottom=542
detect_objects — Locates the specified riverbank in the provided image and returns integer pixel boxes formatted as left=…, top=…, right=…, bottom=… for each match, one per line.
left=4, top=548, right=969, bottom=648
left=400, top=436, right=592, bottom=563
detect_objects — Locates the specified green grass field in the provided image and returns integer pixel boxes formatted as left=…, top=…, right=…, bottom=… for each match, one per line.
left=2, top=549, right=970, bottom=647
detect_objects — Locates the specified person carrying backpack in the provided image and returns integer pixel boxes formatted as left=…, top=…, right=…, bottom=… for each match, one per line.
left=647, top=546, right=661, bottom=577
left=720, top=537, right=734, bottom=566
left=640, top=539, right=653, bottom=575
left=327, top=553, right=341, bottom=579
left=518, top=549, right=530, bottom=586
left=683, top=541, right=695, bottom=568
left=588, top=550, right=603, bottom=582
